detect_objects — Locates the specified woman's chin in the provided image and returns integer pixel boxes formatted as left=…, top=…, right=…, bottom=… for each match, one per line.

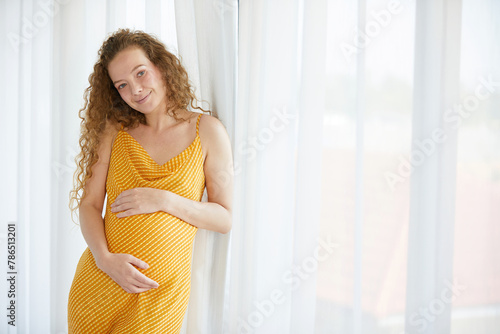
left=133, top=105, right=155, bottom=115
left=133, top=103, right=164, bottom=116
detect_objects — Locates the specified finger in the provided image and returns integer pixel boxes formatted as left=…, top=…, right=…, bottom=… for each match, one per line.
left=128, top=255, right=149, bottom=269
left=126, top=284, right=155, bottom=294
left=112, top=281, right=147, bottom=294
left=111, top=195, right=134, bottom=208
left=119, top=268, right=158, bottom=290
left=113, top=193, right=123, bottom=203
left=111, top=203, right=132, bottom=213
left=127, top=266, right=159, bottom=288
left=123, top=270, right=159, bottom=289
left=120, top=188, right=137, bottom=197
left=113, top=189, right=134, bottom=202
left=133, top=273, right=159, bottom=288
left=116, top=209, right=137, bottom=218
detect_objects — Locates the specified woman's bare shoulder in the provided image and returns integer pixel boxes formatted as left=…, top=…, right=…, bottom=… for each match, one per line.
left=198, top=113, right=230, bottom=152
left=199, top=113, right=227, bottom=132
left=98, top=120, right=121, bottom=161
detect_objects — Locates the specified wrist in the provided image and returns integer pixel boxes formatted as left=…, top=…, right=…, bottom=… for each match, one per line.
left=161, top=190, right=174, bottom=213
left=93, top=249, right=111, bottom=269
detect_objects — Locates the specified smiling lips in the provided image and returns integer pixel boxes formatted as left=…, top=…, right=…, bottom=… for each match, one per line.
left=136, top=91, right=151, bottom=104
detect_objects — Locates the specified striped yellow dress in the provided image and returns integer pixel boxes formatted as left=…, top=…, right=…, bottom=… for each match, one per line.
left=68, top=113, right=205, bottom=333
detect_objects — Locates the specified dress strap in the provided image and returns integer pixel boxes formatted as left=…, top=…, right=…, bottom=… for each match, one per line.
left=196, top=113, right=202, bottom=136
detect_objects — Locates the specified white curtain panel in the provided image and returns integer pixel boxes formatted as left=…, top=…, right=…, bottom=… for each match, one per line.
left=0, top=0, right=233, bottom=333
left=406, top=1, right=462, bottom=333
left=1, top=0, right=499, bottom=333
left=1, top=1, right=54, bottom=333
left=231, top=0, right=499, bottom=333
left=316, top=0, right=499, bottom=333
left=173, top=0, right=237, bottom=333
left=225, top=0, right=327, bottom=333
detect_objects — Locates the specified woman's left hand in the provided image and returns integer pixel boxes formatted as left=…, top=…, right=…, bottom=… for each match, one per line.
left=111, top=187, right=167, bottom=218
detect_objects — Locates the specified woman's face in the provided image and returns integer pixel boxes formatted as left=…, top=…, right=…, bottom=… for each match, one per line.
left=108, top=46, right=168, bottom=115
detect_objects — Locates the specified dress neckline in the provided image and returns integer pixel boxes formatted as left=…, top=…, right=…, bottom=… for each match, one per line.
left=119, top=130, right=199, bottom=167
left=117, top=113, right=202, bottom=167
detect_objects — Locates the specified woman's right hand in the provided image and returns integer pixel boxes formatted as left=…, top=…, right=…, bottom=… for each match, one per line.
left=95, top=252, right=159, bottom=293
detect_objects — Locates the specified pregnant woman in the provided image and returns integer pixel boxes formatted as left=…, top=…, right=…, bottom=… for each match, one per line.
left=67, top=29, right=233, bottom=333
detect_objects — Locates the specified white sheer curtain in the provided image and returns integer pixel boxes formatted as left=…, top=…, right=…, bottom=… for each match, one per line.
left=227, top=0, right=500, bottom=333
left=225, top=0, right=327, bottom=333
left=1, top=0, right=499, bottom=333
left=0, top=0, right=234, bottom=333
left=173, top=0, right=236, bottom=333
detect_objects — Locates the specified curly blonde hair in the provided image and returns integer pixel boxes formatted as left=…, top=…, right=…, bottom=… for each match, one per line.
left=69, top=28, right=213, bottom=220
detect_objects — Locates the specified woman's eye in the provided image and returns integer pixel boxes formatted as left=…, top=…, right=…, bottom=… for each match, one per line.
left=138, top=70, right=145, bottom=77
left=118, top=83, right=126, bottom=89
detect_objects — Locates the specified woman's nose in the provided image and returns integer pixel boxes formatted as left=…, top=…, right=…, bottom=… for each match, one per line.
left=131, top=82, right=143, bottom=95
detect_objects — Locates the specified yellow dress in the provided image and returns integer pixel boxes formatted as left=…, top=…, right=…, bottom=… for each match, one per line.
left=68, top=113, right=205, bottom=333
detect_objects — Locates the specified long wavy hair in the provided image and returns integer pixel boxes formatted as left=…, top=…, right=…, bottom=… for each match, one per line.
left=69, top=28, right=213, bottom=221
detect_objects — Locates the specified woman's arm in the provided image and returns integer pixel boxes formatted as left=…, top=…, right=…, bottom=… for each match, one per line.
left=78, top=123, right=116, bottom=264
left=161, top=192, right=232, bottom=234
left=163, top=115, right=233, bottom=233
left=79, top=121, right=159, bottom=293
left=110, top=115, right=234, bottom=233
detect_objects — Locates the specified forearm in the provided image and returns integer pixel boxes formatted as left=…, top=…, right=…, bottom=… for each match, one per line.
left=162, top=191, right=232, bottom=234
left=79, top=203, right=111, bottom=265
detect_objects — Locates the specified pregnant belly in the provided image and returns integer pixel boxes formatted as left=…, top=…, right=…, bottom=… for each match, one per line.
left=104, top=209, right=198, bottom=284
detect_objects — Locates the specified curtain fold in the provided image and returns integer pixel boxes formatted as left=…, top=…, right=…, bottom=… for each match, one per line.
left=225, top=0, right=328, bottom=333
left=173, top=0, right=237, bottom=332
left=291, top=0, right=327, bottom=332
left=406, top=1, right=462, bottom=333
left=1, top=1, right=54, bottom=332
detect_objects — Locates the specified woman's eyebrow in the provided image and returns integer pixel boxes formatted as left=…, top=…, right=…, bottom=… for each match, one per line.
left=113, top=64, right=145, bottom=84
